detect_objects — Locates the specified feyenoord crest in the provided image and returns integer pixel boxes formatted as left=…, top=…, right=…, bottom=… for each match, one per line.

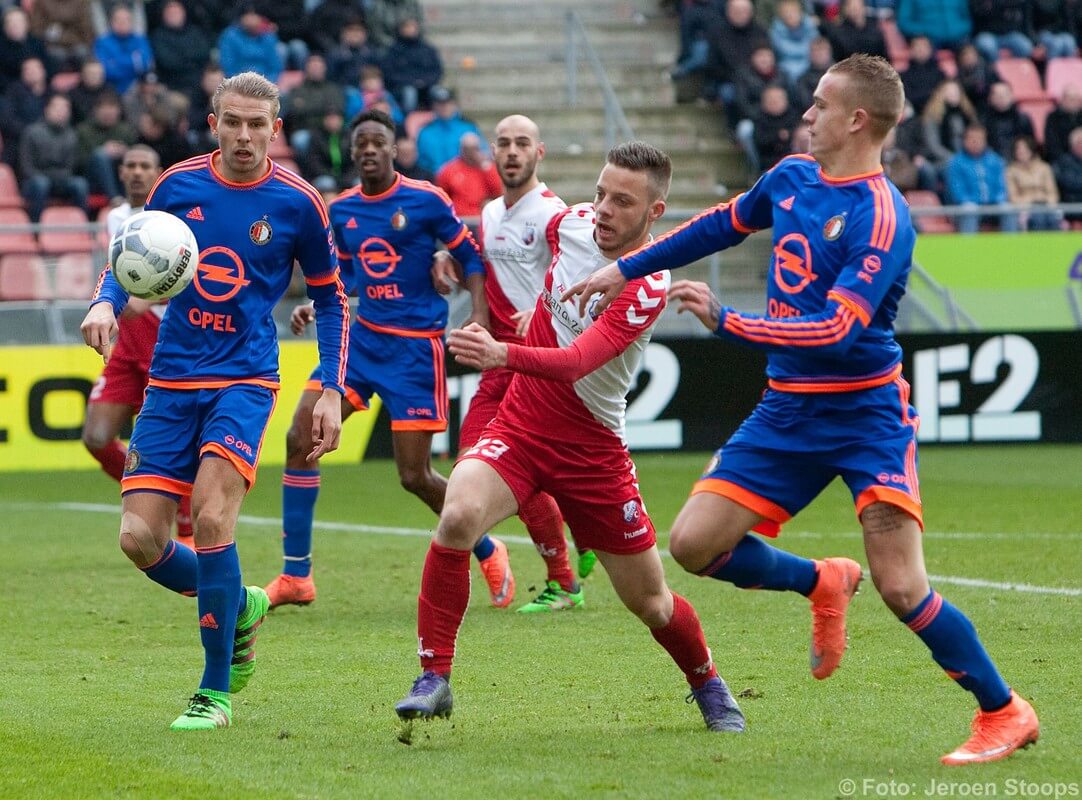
left=125, top=448, right=141, bottom=473
left=249, top=218, right=273, bottom=245
left=823, top=214, right=845, bottom=241
left=391, top=208, right=408, bottom=230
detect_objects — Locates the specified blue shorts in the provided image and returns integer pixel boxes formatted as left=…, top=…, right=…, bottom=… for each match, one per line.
left=694, top=376, right=922, bottom=534
left=307, top=321, right=447, bottom=432
left=121, top=383, right=278, bottom=497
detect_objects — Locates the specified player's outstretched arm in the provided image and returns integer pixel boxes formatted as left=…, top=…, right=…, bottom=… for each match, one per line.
left=448, top=322, right=507, bottom=370
left=669, top=280, right=721, bottom=332
left=81, top=302, right=119, bottom=364
left=290, top=302, right=316, bottom=336
left=308, top=388, right=343, bottom=463
left=561, top=262, right=627, bottom=318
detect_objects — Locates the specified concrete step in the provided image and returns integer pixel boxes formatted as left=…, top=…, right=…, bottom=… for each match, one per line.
left=454, top=83, right=675, bottom=112
left=432, top=39, right=676, bottom=68
left=444, top=63, right=673, bottom=94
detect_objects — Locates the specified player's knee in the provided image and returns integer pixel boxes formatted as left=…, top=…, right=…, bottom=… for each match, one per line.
left=668, top=522, right=721, bottom=573
left=193, top=506, right=228, bottom=542
left=626, top=591, right=671, bottom=628
left=436, top=498, right=484, bottom=548
left=398, top=465, right=431, bottom=497
left=284, top=422, right=310, bottom=461
left=118, top=512, right=165, bottom=568
left=872, top=571, right=926, bottom=617
left=81, top=425, right=112, bottom=453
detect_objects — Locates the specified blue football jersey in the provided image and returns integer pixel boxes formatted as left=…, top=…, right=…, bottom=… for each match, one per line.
left=92, top=154, right=349, bottom=393
left=619, top=155, right=916, bottom=390
left=330, top=173, right=483, bottom=335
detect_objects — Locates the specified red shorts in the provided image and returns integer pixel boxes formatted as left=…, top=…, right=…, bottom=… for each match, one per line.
left=88, top=311, right=160, bottom=410
left=458, top=367, right=513, bottom=450
left=459, top=417, right=656, bottom=555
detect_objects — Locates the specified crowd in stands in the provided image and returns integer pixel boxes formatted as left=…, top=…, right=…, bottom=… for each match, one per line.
left=0, top=0, right=502, bottom=231
left=671, top=0, right=1082, bottom=232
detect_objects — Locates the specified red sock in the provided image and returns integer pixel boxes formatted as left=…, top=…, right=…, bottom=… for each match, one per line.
left=89, top=440, right=127, bottom=482
left=417, top=541, right=471, bottom=677
left=519, top=492, right=574, bottom=591
left=176, top=494, right=193, bottom=538
left=649, top=593, right=718, bottom=688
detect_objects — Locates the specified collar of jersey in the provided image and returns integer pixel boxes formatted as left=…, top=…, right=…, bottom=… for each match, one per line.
left=210, top=150, right=275, bottom=189
left=818, top=165, right=885, bottom=185
left=361, top=173, right=402, bottom=201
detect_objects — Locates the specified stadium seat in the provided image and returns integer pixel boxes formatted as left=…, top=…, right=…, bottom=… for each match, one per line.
left=905, top=190, right=955, bottom=233
left=0, top=253, right=51, bottom=299
left=54, top=252, right=97, bottom=299
left=404, top=110, right=435, bottom=141
left=49, top=71, right=81, bottom=93
left=1045, top=57, right=1082, bottom=101
left=38, top=206, right=94, bottom=254
left=96, top=205, right=113, bottom=251
left=0, top=208, right=39, bottom=253
left=879, top=19, right=910, bottom=71
left=1019, top=100, right=1055, bottom=144
left=277, top=70, right=305, bottom=95
left=0, top=163, right=23, bottom=209
left=994, top=58, right=1048, bottom=102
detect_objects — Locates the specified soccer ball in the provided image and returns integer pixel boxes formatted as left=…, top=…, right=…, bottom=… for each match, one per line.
left=109, top=210, right=199, bottom=300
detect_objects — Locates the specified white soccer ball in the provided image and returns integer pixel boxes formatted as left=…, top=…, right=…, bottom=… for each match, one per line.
left=109, top=210, right=199, bottom=300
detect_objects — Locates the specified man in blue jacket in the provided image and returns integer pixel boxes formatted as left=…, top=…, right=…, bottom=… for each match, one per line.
left=945, top=124, right=1019, bottom=234
left=93, top=4, right=153, bottom=94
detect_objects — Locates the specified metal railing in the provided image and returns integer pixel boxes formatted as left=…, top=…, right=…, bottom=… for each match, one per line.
left=565, top=10, right=635, bottom=150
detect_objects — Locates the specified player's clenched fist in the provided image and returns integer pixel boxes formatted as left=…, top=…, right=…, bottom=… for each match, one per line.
left=448, top=322, right=508, bottom=370
left=81, top=302, right=119, bottom=364
left=668, top=280, right=721, bottom=332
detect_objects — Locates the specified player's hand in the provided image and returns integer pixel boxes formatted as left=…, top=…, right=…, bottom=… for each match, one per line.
left=465, top=302, right=490, bottom=332
left=448, top=322, right=508, bottom=370
left=430, top=251, right=461, bottom=295
left=511, top=308, right=534, bottom=338
left=668, top=280, right=721, bottom=332
left=308, top=388, right=343, bottom=463
left=290, top=302, right=316, bottom=336
left=561, top=262, right=627, bottom=318
left=80, top=302, right=119, bottom=364
left=122, top=297, right=155, bottom=318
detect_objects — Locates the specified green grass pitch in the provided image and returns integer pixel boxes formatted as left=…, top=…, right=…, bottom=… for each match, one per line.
left=1, top=447, right=1080, bottom=799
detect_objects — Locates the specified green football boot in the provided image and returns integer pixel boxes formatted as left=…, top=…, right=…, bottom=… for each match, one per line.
left=170, top=689, right=232, bottom=731
left=230, top=585, right=270, bottom=693
left=577, top=549, right=598, bottom=580
left=516, top=580, right=585, bottom=613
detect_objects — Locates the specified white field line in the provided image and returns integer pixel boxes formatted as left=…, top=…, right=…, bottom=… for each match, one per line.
left=9, top=501, right=1082, bottom=598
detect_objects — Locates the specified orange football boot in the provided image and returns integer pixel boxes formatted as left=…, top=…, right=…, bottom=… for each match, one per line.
left=941, top=691, right=1039, bottom=765
left=808, top=557, right=863, bottom=679
left=478, top=537, right=515, bottom=608
left=265, top=573, right=316, bottom=609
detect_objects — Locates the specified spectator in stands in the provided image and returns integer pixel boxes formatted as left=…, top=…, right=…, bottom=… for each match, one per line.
left=895, top=0, right=971, bottom=50
left=1007, top=134, right=1062, bottom=230
left=0, top=7, right=51, bottom=95
left=1045, top=83, right=1082, bottom=163
left=67, top=59, right=110, bottom=125
left=149, top=1, right=210, bottom=103
left=0, top=58, right=49, bottom=167
left=185, top=64, right=224, bottom=154
left=217, top=5, right=283, bottom=82
left=744, top=83, right=802, bottom=174
left=955, top=43, right=991, bottom=109
left=328, top=18, right=383, bottom=87
left=945, top=123, right=1019, bottom=233
left=789, top=121, right=811, bottom=153
left=895, top=99, right=940, bottom=190
left=308, top=1, right=369, bottom=56
left=254, top=0, right=309, bottom=70
left=732, top=45, right=784, bottom=126
left=821, top=0, right=888, bottom=63
left=1032, top=0, right=1082, bottom=61
left=881, top=126, right=921, bottom=192
left=382, top=16, right=443, bottom=113
left=284, top=53, right=345, bottom=160
left=1053, top=126, right=1082, bottom=221
left=923, top=80, right=980, bottom=167
left=344, top=66, right=405, bottom=129
left=416, top=87, right=483, bottom=175
left=135, top=106, right=190, bottom=169
left=94, top=4, right=154, bottom=94
left=394, top=134, right=433, bottom=182
left=671, top=0, right=725, bottom=81
left=303, top=108, right=354, bottom=192
left=792, top=36, right=834, bottom=112
left=19, top=94, right=89, bottom=222
left=435, top=132, right=502, bottom=219
left=704, top=0, right=769, bottom=107
left=770, top=0, right=818, bottom=84
left=30, top=0, right=94, bottom=72
left=970, top=0, right=1034, bottom=64
left=981, top=82, right=1035, bottom=160
left=76, top=91, right=135, bottom=200
left=363, top=0, right=424, bottom=50
left=92, top=1, right=149, bottom=37
left=165, top=1, right=233, bottom=42
left=900, top=35, right=946, bottom=115
left=122, top=72, right=174, bottom=130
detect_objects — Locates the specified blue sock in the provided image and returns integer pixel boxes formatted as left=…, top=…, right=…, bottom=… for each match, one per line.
left=699, top=534, right=818, bottom=594
left=195, top=542, right=242, bottom=693
left=282, top=469, right=320, bottom=577
left=903, top=590, right=1012, bottom=711
left=141, top=539, right=198, bottom=596
left=472, top=534, right=495, bottom=561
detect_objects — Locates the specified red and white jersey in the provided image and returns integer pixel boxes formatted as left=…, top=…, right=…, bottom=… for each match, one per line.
left=480, top=182, right=566, bottom=343
left=499, top=203, right=670, bottom=444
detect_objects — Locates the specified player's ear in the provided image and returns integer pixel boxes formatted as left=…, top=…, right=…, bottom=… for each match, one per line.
left=648, top=198, right=666, bottom=224
left=272, top=117, right=284, bottom=137
left=537, top=141, right=546, bottom=161
left=208, top=113, right=217, bottom=136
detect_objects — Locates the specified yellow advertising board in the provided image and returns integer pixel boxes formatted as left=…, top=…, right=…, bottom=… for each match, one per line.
left=0, top=341, right=381, bottom=472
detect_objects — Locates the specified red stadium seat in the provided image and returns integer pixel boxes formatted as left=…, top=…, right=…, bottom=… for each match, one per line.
left=277, top=70, right=305, bottom=95
left=0, top=163, right=23, bottom=209
left=879, top=19, right=910, bottom=71
left=1045, top=57, right=1082, bottom=101
left=905, top=190, right=955, bottom=233
left=0, top=253, right=51, bottom=299
left=38, top=205, right=94, bottom=254
left=54, top=252, right=97, bottom=299
left=405, top=110, right=435, bottom=141
left=994, top=58, right=1048, bottom=103
left=0, top=207, right=39, bottom=253
left=1019, top=100, right=1055, bottom=145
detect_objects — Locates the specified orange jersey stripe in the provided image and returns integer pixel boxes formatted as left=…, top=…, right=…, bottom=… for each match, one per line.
left=356, top=314, right=443, bottom=339
left=305, top=270, right=340, bottom=287
left=856, top=485, right=924, bottom=532
left=400, top=175, right=454, bottom=206
left=392, top=419, right=449, bottom=432
left=121, top=475, right=193, bottom=497
left=201, top=442, right=257, bottom=488
left=724, top=306, right=858, bottom=347
left=691, top=478, right=789, bottom=533
left=359, top=174, right=402, bottom=202
left=767, top=363, right=903, bottom=393
left=274, top=169, right=330, bottom=228
left=444, top=226, right=469, bottom=249
left=828, top=289, right=872, bottom=327
left=145, top=155, right=210, bottom=205
left=148, top=377, right=281, bottom=390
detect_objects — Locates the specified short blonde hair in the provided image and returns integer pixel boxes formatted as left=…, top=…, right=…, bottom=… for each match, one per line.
left=212, top=71, right=281, bottom=119
left=827, top=54, right=904, bottom=141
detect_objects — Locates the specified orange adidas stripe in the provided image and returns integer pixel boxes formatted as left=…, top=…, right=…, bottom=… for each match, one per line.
left=146, top=155, right=210, bottom=204
left=444, top=226, right=470, bottom=249
left=829, top=289, right=872, bottom=327
left=401, top=176, right=454, bottom=206
left=274, top=170, right=330, bottom=227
